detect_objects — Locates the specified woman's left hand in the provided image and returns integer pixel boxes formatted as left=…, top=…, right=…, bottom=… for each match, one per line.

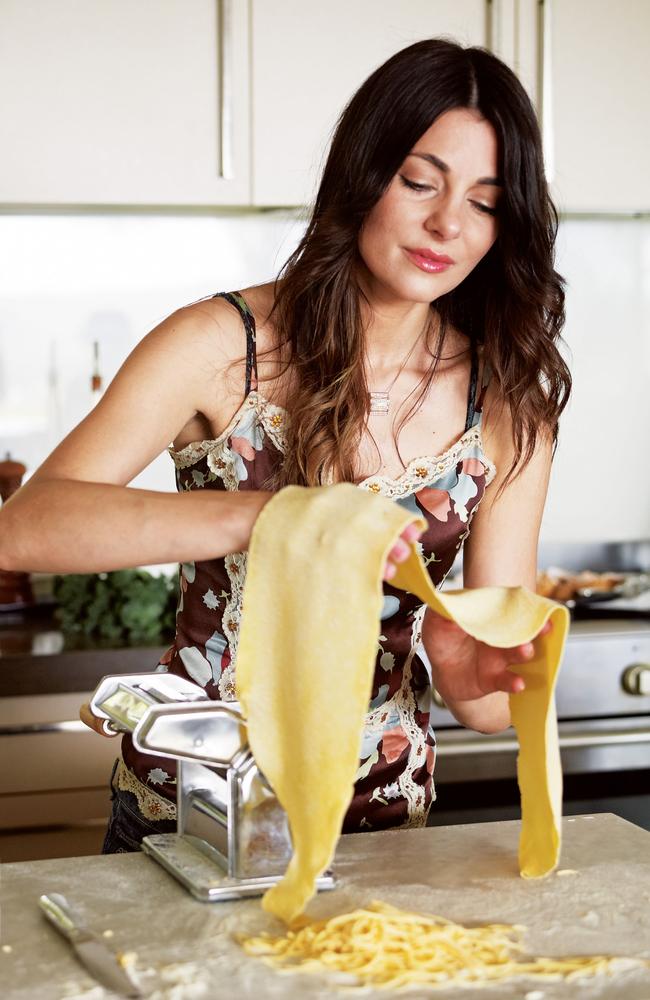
left=383, top=522, right=423, bottom=581
left=421, top=608, right=552, bottom=703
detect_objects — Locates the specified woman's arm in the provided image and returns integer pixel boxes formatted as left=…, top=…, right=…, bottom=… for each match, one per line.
left=0, top=299, right=270, bottom=572
left=422, top=399, right=554, bottom=734
left=0, top=296, right=420, bottom=578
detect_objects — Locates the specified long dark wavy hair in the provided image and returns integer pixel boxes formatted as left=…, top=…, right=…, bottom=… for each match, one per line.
left=264, top=38, right=570, bottom=488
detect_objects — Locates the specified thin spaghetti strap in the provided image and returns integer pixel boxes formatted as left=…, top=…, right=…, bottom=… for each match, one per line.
left=463, top=343, right=480, bottom=432
left=212, top=290, right=258, bottom=397
left=474, top=354, right=492, bottom=420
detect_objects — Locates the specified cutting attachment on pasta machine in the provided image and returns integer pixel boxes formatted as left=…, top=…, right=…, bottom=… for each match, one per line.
left=90, top=672, right=336, bottom=901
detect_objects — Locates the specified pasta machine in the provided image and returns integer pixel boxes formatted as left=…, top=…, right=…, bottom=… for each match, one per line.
left=90, top=672, right=336, bottom=902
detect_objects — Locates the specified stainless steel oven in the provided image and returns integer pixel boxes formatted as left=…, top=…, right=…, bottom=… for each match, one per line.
left=427, top=619, right=650, bottom=831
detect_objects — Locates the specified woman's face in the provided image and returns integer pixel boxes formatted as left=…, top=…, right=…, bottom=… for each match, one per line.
left=358, top=108, right=501, bottom=306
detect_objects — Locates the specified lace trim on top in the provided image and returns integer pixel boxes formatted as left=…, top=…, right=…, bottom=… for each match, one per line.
left=169, top=391, right=496, bottom=493
left=169, top=392, right=286, bottom=469
left=115, top=757, right=176, bottom=822
left=360, top=426, right=496, bottom=498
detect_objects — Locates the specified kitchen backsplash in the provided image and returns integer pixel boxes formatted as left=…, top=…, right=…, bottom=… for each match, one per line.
left=0, top=212, right=648, bottom=545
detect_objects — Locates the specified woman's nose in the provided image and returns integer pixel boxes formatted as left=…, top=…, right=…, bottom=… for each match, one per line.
left=425, top=198, right=462, bottom=241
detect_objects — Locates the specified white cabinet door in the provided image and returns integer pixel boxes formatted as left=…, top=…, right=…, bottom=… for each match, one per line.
left=251, top=1, right=489, bottom=207
left=548, top=0, right=650, bottom=213
left=0, top=0, right=250, bottom=206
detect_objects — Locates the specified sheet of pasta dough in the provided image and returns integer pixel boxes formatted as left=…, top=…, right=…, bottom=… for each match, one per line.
left=235, top=484, right=570, bottom=924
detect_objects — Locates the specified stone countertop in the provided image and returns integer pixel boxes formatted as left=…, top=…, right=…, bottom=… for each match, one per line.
left=1, top=814, right=649, bottom=999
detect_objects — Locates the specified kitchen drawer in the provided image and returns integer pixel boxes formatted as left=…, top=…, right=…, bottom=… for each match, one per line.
left=0, top=730, right=119, bottom=796
left=0, top=788, right=112, bottom=830
left=0, top=691, right=119, bottom=830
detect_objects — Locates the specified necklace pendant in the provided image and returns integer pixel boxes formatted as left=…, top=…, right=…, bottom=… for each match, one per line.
left=369, top=391, right=390, bottom=413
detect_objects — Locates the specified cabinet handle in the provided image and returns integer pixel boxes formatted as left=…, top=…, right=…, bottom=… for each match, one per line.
left=537, top=0, right=555, bottom=183
left=217, top=0, right=234, bottom=180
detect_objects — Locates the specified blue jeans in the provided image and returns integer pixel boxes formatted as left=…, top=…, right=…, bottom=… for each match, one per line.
left=101, top=759, right=177, bottom=854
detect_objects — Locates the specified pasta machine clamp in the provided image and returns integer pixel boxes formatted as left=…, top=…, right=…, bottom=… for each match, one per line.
left=90, top=672, right=336, bottom=902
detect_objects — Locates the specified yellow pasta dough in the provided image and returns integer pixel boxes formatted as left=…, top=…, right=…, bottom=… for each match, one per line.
left=235, top=484, right=569, bottom=924
left=390, top=541, right=568, bottom=880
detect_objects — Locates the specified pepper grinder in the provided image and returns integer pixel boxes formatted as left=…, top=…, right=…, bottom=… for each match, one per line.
left=0, top=453, right=34, bottom=607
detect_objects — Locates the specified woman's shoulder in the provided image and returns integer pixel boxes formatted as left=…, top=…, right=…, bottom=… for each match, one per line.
left=120, top=290, right=263, bottom=433
left=179, top=282, right=279, bottom=357
left=236, top=281, right=281, bottom=353
left=236, top=281, right=277, bottom=320
left=479, top=372, right=554, bottom=488
left=171, top=292, right=252, bottom=359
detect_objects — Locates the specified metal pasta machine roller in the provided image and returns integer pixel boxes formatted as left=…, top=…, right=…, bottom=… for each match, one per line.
left=90, top=672, right=336, bottom=902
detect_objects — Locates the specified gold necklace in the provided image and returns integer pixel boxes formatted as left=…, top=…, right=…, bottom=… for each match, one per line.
left=367, top=317, right=430, bottom=414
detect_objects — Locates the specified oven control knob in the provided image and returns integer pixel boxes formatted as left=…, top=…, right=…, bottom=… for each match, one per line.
left=621, top=664, right=650, bottom=696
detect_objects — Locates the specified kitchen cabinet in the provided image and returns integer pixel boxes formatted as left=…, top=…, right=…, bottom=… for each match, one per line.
left=0, top=0, right=250, bottom=206
left=0, top=0, right=490, bottom=209
left=0, top=692, right=119, bottom=860
left=545, top=0, right=650, bottom=213
left=0, top=626, right=166, bottom=861
left=2, top=2, right=646, bottom=212
left=248, top=0, right=650, bottom=214
left=251, top=0, right=490, bottom=206
left=466, top=0, right=650, bottom=214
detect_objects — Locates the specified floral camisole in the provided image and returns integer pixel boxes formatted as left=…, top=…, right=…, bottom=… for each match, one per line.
left=119, top=291, right=496, bottom=831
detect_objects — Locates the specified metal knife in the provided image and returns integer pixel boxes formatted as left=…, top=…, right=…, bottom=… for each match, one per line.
left=39, top=893, right=143, bottom=997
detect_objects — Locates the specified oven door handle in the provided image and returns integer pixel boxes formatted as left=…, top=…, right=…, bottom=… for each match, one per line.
left=439, top=727, right=650, bottom=756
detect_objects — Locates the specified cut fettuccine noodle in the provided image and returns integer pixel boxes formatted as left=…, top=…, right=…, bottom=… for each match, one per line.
left=239, top=901, right=644, bottom=990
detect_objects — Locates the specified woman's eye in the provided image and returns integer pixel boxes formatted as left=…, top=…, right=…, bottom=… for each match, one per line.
left=399, top=175, right=433, bottom=193
left=472, top=201, right=498, bottom=216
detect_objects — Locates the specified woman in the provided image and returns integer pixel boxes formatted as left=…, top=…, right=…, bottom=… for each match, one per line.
left=0, top=39, right=570, bottom=849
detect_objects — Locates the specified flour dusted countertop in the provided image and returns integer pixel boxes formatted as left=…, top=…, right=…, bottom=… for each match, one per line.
left=1, top=814, right=649, bottom=999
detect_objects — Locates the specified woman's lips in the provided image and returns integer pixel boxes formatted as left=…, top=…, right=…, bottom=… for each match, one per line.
left=404, top=249, right=454, bottom=273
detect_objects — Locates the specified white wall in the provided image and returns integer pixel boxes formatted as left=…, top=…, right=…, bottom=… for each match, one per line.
left=0, top=212, right=648, bottom=544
